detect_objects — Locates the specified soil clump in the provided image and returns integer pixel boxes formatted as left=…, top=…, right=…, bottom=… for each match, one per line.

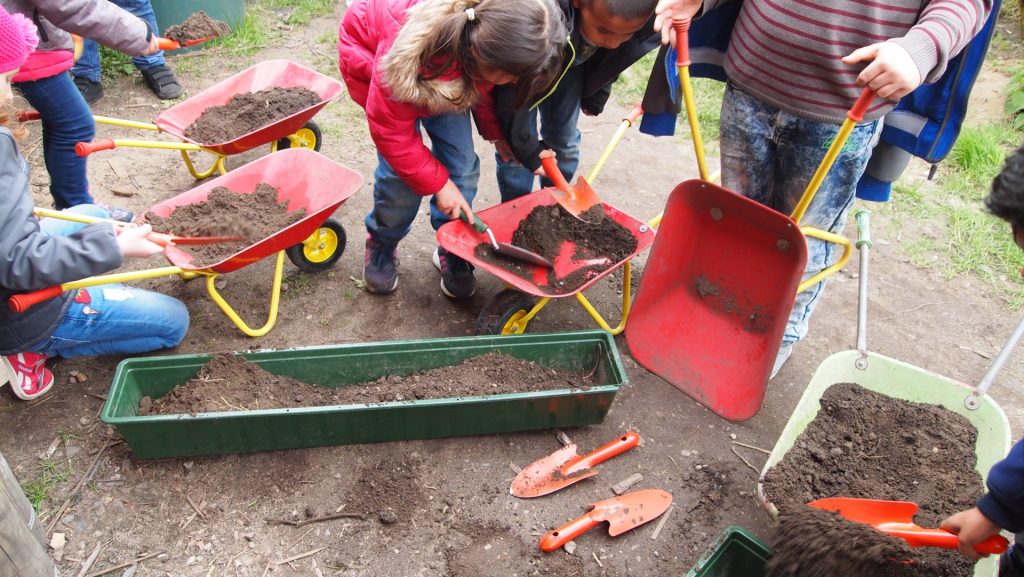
left=765, top=505, right=913, bottom=577
left=139, top=352, right=596, bottom=415
left=473, top=203, right=638, bottom=294
left=184, top=86, right=321, bottom=144
left=163, top=11, right=231, bottom=44
left=144, top=183, right=304, bottom=267
left=762, top=382, right=983, bottom=577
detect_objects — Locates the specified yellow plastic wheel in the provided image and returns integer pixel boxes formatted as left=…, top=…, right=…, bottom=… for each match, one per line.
left=476, top=289, right=536, bottom=335
left=286, top=219, right=345, bottom=272
left=274, top=121, right=322, bottom=152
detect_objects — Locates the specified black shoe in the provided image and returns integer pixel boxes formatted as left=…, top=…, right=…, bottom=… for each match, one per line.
left=140, top=64, right=182, bottom=100
left=72, top=75, right=103, bottom=105
left=433, top=247, right=476, bottom=299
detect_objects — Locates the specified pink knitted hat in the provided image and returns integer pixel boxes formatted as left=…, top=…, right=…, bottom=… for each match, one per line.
left=0, top=7, right=38, bottom=74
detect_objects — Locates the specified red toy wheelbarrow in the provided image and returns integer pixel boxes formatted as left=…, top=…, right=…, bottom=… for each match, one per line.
left=68, top=59, right=344, bottom=179
left=625, top=19, right=873, bottom=420
left=8, top=148, right=362, bottom=337
left=437, top=107, right=657, bottom=335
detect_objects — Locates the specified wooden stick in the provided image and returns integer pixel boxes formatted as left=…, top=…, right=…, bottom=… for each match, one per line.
left=84, top=551, right=163, bottom=577
left=186, top=494, right=207, bottom=519
left=650, top=505, right=673, bottom=540
left=730, top=440, right=770, bottom=454
left=266, top=512, right=366, bottom=527
left=283, top=527, right=314, bottom=553
left=77, top=544, right=102, bottom=577
left=275, top=546, right=326, bottom=565
left=731, top=445, right=760, bottom=475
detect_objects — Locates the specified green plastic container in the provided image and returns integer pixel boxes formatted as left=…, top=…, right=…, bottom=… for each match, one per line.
left=757, top=350, right=1011, bottom=577
left=685, top=526, right=771, bottom=577
left=101, top=330, right=626, bottom=459
left=151, top=0, right=245, bottom=39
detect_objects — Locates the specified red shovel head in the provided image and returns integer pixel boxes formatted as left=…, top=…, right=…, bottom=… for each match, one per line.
left=593, top=489, right=674, bottom=536
left=511, top=444, right=599, bottom=498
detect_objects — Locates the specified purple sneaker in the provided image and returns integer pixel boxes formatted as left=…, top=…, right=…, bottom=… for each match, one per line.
left=433, top=247, right=475, bottom=299
left=363, top=236, right=399, bottom=294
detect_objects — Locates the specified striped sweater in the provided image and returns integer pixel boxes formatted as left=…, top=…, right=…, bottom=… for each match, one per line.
left=701, top=0, right=993, bottom=123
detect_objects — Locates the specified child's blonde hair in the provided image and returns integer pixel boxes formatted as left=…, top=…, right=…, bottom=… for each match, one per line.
left=382, top=0, right=566, bottom=112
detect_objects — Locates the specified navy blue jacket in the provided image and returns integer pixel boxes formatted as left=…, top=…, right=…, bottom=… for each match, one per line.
left=979, top=439, right=1024, bottom=533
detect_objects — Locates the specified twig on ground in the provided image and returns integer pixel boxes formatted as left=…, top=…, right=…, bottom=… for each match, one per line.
left=592, top=552, right=604, bottom=568
left=84, top=551, right=163, bottom=577
left=186, top=494, right=207, bottom=519
left=266, top=512, right=366, bottom=527
left=85, top=393, right=108, bottom=402
left=48, top=440, right=119, bottom=534
left=731, top=445, right=761, bottom=475
left=77, top=544, right=103, bottom=577
left=283, top=527, right=314, bottom=553
left=650, top=505, right=673, bottom=540
left=26, top=394, right=58, bottom=410
left=275, top=546, right=326, bottom=565
left=730, top=440, right=770, bottom=454
left=509, top=461, right=521, bottom=474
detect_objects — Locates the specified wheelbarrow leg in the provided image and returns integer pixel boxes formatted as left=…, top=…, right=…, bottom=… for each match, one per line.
left=204, top=251, right=286, bottom=337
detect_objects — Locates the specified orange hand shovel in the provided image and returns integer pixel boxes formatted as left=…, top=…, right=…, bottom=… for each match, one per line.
left=539, top=489, right=673, bottom=552
left=511, top=431, right=640, bottom=498
left=539, top=154, right=600, bottom=220
left=156, top=36, right=218, bottom=51
left=809, top=497, right=1009, bottom=554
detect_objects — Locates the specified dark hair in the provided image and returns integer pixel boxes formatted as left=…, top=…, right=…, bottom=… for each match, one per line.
left=579, top=0, right=658, bottom=21
left=419, top=0, right=567, bottom=107
left=985, top=144, right=1024, bottom=229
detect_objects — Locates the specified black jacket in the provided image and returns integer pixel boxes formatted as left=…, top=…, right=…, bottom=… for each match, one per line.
left=494, top=0, right=662, bottom=172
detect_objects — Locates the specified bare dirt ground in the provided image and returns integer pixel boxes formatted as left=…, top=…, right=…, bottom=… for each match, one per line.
left=2, top=5, right=1023, bottom=576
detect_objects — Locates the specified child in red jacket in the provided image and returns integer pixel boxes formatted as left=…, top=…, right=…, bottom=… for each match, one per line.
left=338, top=0, right=566, bottom=298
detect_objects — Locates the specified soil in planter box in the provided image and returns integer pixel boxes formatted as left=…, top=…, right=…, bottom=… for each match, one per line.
left=472, top=203, right=638, bottom=294
left=144, top=182, right=304, bottom=267
left=163, top=12, right=230, bottom=45
left=184, top=87, right=321, bottom=145
left=139, top=352, right=597, bottom=415
left=761, top=383, right=984, bottom=577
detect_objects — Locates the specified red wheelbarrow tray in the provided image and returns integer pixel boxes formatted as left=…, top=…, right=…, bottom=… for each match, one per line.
left=146, top=147, right=362, bottom=274
left=436, top=188, right=656, bottom=297
left=153, top=59, right=344, bottom=155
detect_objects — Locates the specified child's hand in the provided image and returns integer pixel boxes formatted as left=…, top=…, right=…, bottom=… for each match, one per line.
left=141, top=35, right=161, bottom=55
left=116, top=224, right=164, bottom=258
left=493, top=139, right=515, bottom=163
left=653, top=0, right=704, bottom=46
left=534, top=149, right=556, bottom=177
left=435, top=180, right=474, bottom=222
left=939, top=507, right=1003, bottom=560
left=842, top=42, right=922, bottom=100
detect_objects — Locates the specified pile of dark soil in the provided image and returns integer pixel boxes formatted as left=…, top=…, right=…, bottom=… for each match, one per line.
left=761, top=382, right=983, bottom=577
left=473, top=203, right=638, bottom=294
left=765, top=505, right=913, bottom=577
left=348, top=456, right=426, bottom=526
left=144, top=183, right=304, bottom=266
left=163, top=11, right=230, bottom=44
left=184, top=87, right=321, bottom=144
left=139, top=352, right=596, bottom=415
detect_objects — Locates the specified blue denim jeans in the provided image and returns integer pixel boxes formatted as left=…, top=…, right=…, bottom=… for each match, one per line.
left=495, top=74, right=582, bottom=202
left=14, top=74, right=95, bottom=208
left=719, top=84, right=881, bottom=345
left=366, top=112, right=480, bottom=245
left=71, top=0, right=166, bottom=82
left=31, top=205, right=189, bottom=358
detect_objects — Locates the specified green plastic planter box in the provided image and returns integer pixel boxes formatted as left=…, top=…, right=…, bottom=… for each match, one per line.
left=101, top=330, right=626, bottom=459
left=685, top=526, right=771, bottom=577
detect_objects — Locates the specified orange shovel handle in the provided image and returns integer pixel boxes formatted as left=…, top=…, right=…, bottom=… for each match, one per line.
left=888, top=528, right=1009, bottom=555
left=8, top=285, right=66, bottom=313
left=76, top=139, right=116, bottom=157
left=673, top=18, right=691, bottom=67
left=565, top=431, right=641, bottom=474
left=156, top=37, right=182, bottom=51
left=540, top=156, right=574, bottom=197
left=540, top=513, right=600, bottom=552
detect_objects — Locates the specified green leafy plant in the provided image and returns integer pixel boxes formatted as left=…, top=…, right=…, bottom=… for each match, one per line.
left=21, top=459, right=72, bottom=511
left=1005, top=64, right=1024, bottom=131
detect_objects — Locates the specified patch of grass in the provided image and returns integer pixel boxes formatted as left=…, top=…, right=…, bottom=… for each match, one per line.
left=1006, top=61, right=1024, bottom=131
left=263, top=0, right=335, bottom=25
left=947, top=124, right=1017, bottom=189
left=99, top=46, right=137, bottom=78
left=904, top=236, right=941, bottom=269
left=21, top=459, right=72, bottom=511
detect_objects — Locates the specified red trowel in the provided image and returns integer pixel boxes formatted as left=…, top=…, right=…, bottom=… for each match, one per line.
left=539, top=154, right=600, bottom=220
left=539, top=489, right=673, bottom=552
left=510, top=431, right=640, bottom=498
left=809, top=497, right=1009, bottom=554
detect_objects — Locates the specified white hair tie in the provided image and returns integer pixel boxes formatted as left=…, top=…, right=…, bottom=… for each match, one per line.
left=465, top=7, right=475, bottom=21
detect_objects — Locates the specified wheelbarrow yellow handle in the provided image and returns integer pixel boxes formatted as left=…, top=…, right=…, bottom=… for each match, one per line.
left=675, top=18, right=710, bottom=181
left=8, top=266, right=185, bottom=313
left=587, top=104, right=643, bottom=185
left=790, top=88, right=875, bottom=224
left=75, top=138, right=117, bottom=157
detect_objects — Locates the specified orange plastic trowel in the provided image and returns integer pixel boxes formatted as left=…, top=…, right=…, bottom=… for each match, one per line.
left=539, top=155, right=600, bottom=220
left=809, top=497, right=1009, bottom=554
left=510, top=431, right=640, bottom=498
left=539, top=489, right=673, bottom=552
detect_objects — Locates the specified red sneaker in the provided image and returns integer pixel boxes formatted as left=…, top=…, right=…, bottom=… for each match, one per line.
left=3, top=352, right=54, bottom=400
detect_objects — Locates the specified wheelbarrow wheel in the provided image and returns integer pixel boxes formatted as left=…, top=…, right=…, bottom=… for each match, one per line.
left=475, top=289, right=536, bottom=335
left=287, top=218, right=345, bottom=272
left=275, top=121, right=322, bottom=152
